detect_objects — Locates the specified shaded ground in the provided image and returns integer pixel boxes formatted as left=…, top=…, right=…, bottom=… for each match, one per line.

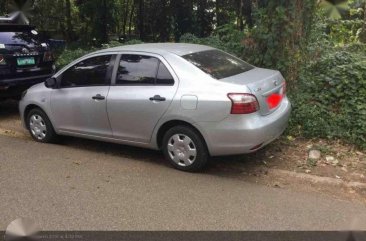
left=0, top=100, right=365, bottom=203
left=2, top=135, right=366, bottom=231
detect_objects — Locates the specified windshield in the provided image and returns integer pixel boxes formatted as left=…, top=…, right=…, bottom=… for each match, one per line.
left=0, top=30, right=40, bottom=45
left=182, top=49, right=254, bottom=79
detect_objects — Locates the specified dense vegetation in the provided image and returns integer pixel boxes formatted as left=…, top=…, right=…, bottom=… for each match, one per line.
left=1, top=0, right=365, bottom=148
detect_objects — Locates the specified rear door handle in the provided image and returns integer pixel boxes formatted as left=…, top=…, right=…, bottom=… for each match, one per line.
left=92, top=94, right=105, bottom=100
left=149, top=95, right=166, bottom=102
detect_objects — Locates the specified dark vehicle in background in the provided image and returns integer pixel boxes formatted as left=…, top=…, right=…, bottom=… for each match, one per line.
left=0, top=23, right=55, bottom=99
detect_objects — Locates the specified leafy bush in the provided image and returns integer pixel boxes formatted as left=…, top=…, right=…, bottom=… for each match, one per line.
left=56, top=47, right=97, bottom=69
left=181, top=31, right=366, bottom=149
left=55, top=40, right=143, bottom=69
left=180, top=33, right=244, bottom=57
left=289, top=44, right=366, bottom=149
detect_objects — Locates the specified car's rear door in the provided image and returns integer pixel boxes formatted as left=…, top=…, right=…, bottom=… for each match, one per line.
left=50, top=54, right=116, bottom=137
left=107, top=53, right=178, bottom=143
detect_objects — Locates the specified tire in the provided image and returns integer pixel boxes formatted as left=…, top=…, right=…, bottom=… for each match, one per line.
left=162, top=125, right=209, bottom=172
left=26, top=108, right=58, bottom=143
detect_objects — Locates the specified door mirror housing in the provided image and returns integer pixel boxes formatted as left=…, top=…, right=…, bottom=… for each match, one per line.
left=45, top=77, right=57, bottom=89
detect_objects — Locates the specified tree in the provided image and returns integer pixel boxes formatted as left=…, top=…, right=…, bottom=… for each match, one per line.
left=77, top=0, right=116, bottom=44
left=196, top=0, right=214, bottom=37
left=158, top=0, right=170, bottom=41
left=65, top=0, right=73, bottom=41
left=360, top=1, right=366, bottom=43
left=128, top=0, right=135, bottom=38
left=0, top=0, right=8, bottom=15
left=172, top=0, right=193, bottom=41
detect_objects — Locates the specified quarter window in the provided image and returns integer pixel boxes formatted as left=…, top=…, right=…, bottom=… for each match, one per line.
left=60, top=55, right=112, bottom=87
left=156, top=62, right=174, bottom=85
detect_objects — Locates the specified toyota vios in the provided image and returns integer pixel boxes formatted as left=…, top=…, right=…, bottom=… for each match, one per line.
left=19, top=43, right=291, bottom=172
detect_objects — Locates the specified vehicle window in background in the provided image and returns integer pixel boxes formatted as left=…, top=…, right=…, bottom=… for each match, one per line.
left=0, top=31, right=40, bottom=45
left=182, top=50, right=254, bottom=80
left=156, top=62, right=174, bottom=85
left=61, top=55, right=112, bottom=87
left=116, top=55, right=159, bottom=85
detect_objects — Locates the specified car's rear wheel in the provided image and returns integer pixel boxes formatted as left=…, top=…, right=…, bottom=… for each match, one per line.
left=27, top=108, right=58, bottom=143
left=162, top=126, right=209, bottom=172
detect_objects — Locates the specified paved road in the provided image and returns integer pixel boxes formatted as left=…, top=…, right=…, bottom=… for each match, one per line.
left=1, top=134, right=366, bottom=231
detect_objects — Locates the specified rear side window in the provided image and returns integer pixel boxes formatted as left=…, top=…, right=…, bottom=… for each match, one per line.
left=60, top=55, right=112, bottom=87
left=116, top=55, right=159, bottom=85
left=182, top=49, right=254, bottom=80
left=116, top=54, right=174, bottom=85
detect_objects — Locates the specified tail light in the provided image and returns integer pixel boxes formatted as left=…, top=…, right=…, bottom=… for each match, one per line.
left=267, top=94, right=282, bottom=110
left=43, top=51, right=53, bottom=62
left=227, top=93, right=259, bottom=114
left=267, top=81, right=286, bottom=110
left=0, top=55, right=6, bottom=65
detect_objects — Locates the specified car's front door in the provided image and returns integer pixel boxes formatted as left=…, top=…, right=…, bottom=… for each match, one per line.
left=107, top=53, right=178, bottom=143
left=50, top=54, right=115, bottom=137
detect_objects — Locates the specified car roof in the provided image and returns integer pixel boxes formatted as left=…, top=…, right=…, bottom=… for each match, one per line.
left=94, top=43, right=215, bottom=56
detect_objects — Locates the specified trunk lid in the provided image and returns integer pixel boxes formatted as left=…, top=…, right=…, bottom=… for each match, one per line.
left=220, top=67, right=286, bottom=115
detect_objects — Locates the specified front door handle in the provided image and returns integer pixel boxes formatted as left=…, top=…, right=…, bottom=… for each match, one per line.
left=149, top=95, right=166, bottom=102
left=92, top=94, right=105, bottom=100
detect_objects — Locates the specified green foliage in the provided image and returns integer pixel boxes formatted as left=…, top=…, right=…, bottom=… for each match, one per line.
left=328, top=19, right=364, bottom=44
left=289, top=44, right=366, bottom=149
left=55, top=40, right=143, bottom=69
left=55, top=47, right=95, bottom=69
left=181, top=5, right=366, bottom=149
left=319, top=0, right=349, bottom=20
left=180, top=32, right=244, bottom=57
left=243, top=0, right=317, bottom=84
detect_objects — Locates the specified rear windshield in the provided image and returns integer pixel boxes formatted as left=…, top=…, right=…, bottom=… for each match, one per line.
left=0, top=30, right=39, bottom=45
left=182, top=49, right=254, bottom=79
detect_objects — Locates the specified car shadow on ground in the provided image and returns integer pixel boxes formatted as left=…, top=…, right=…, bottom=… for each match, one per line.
left=62, top=135, right=268, bottom=177
left=0, top=100, right=19, bottom=118
left=0, top=99, right=268, bottom=177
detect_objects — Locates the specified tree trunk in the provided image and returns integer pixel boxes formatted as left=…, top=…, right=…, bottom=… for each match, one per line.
left=100, top=0, right=109, bottom=43
left=216, top=0, right=223, bottom=27
left=65, top=0, right=73, bottom=41
left=243, top=0, right=253, bottom=28
left=122, top=0, right=129, bottom=36
left=237, top=0, right=244, bottom=30
left=360, top=1, right=366, bottom=43
left=158, top=0, right=169, bottom=41
left=197, top=0, right=206, bottom=37
left=0, top=0, right=7, bottom=15
left=137, top=0, right=145, bottom=41
left=173, top=0, right=193, bottom=41
left=128, top=0, right=135, bottom=38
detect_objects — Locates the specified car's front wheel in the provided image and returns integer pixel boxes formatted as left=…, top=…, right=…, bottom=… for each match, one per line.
left=162, top=126, right=209, bottom=172
left=27, top=108, right=58, bottom=143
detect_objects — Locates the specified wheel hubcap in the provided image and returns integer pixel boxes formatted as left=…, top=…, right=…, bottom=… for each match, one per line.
left=29, top=114, right=47, bottom=140
left=167, top=134, right=197, bottom=167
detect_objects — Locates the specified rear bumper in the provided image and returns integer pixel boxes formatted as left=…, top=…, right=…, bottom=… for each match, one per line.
left=198, top=97, right=291, bottom=156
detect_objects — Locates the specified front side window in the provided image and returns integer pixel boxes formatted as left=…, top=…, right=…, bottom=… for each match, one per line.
left=116, top=55, right=159, bottom=85
left=60, top=55, right=112, bottom=88
left=182, top=50, right=254, bottom=80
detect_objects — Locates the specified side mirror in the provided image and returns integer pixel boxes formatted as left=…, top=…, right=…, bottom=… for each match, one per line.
left=45, top=77, right=57, bottom=89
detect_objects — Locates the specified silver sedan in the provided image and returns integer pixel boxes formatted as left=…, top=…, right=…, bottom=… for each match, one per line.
left=19, top=43, right=291, bottom=172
